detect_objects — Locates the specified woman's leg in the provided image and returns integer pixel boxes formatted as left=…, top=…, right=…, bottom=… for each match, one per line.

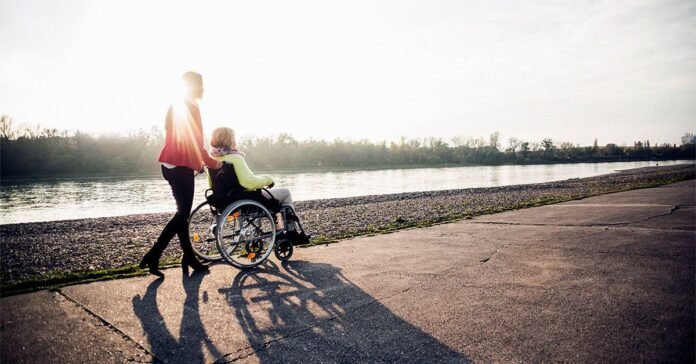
left=262, top=187, right=293, bottom=207
left=145, top=166, right=195, bottom=264
left=262, top=188, right=293, bottom=229
left=262, top=188, right=310, bottom=243
left=161, top=168, right=209, bottom=272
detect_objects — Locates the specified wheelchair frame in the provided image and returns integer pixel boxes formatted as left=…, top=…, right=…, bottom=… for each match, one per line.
left=187, top=187, right=301, bottom=269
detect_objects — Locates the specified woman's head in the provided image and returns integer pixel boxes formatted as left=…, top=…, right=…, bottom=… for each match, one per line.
left=211, top=127, right=235, bottom=149
left=182, top=71, right=204, bottom=100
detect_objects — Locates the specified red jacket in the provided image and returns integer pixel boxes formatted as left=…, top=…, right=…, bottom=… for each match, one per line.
left=157, top=100, right=219, bottom=171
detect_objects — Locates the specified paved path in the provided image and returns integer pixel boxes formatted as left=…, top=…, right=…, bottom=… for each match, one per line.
left=2, top=180, right=694, bottom=363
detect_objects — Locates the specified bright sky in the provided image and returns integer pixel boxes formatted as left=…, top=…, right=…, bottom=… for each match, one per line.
left=1, top=0, right=694, bottom=146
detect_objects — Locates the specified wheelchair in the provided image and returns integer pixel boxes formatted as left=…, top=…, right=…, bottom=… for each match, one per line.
left=187, top=162, right=308, bottom=269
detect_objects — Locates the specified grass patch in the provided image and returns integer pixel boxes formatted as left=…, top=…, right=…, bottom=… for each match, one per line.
left=0, top=260, right=180, bottom=297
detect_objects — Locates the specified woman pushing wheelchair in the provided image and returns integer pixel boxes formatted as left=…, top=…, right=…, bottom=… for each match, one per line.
left=207, top=127, right=311, bottom=246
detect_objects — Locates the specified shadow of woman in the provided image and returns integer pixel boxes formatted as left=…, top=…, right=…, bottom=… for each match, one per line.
left=132, top=273, right=222, bottom=363
left=218, top=260, right=469, bottom=363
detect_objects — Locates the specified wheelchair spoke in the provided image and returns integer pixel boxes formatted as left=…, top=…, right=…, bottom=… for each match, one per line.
left=227, top=242, right=243, bottom=254
left=246, top=219, right=260, bottom=230
left=188, top=200, right=223, bottom=262
left=240, top=233, right=274, bottom=243
left=217, top=200, right=277, bottom=268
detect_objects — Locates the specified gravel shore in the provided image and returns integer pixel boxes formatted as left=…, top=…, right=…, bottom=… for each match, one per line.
left=1, top=164, right=693, bottom=284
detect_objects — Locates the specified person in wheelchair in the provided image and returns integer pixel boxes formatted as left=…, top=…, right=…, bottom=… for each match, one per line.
left=207, top=127, right=310, bottom=244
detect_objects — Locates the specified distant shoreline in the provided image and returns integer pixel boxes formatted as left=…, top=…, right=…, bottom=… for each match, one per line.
left=1, top=157, right=693, bottom=184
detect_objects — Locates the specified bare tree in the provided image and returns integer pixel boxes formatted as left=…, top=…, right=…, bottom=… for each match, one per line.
left=489, top=131, right=500, bottom=150
left=541, top=138, right=555, bottom=158
left=0, top=115, right=14, bottom=140
left=559, top=141, right=575, bottom=158
left=41, top=128, right=59, bottom=138
left=450, top=135, right=466, bottom=147
left=23, top=124, right=42, bottom=139
left=520, top=141, right=530, bottom=158
left=276, top=132, right=297, bottom=146
left=472, top=137, right=486, bottom=149
left=508, top=137, right=522, bottom=156
left=592, top=138, right=599, bottom=157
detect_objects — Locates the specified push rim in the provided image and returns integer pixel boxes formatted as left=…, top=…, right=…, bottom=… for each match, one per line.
left=188, top=201, right=223, bottom=262
left=217, top=200, right=276, bottom=269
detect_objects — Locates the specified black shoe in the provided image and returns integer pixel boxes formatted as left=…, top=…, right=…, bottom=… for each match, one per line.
left=138, top=253, right=149, bottom=269
left=298, top=231, right=311, bottom=244
left=182, top=254, right=209, bottom=275
left=287, top=230, right=311, bottom=245
left=139, top=252, right=164, bottom=278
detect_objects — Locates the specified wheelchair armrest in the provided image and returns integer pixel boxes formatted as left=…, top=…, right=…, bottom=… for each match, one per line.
left=261, top=187, right=276, bottom=202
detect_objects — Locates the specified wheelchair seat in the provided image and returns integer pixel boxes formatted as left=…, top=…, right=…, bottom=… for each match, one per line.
left=206, top=162, right=280, bottom=212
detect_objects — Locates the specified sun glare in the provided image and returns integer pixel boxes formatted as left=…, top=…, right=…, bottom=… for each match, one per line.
left=170, top=99, right=191, bottom=122
left=169, top=99, right=205, bottom=164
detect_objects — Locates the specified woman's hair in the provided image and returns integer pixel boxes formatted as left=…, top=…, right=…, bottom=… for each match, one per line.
left=181, top=71, right=203, bottom=99
left=182, top=71, right=202, bottom=86
left=211, top=127, right=235, bottom=148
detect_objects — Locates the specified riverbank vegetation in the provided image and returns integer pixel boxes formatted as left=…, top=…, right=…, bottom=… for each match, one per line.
left=1, top=115, right=693, bottom=179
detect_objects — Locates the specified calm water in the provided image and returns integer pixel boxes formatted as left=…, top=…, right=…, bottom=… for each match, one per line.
left=1, top=160, right=691, bottom=224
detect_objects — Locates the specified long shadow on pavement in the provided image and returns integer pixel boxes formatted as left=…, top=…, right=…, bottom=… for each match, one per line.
left=217, top=260, right=468, bottom=363
left=132, top=272, right=223, bottom=363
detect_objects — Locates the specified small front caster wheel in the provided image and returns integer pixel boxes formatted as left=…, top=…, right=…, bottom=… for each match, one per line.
left=274, top=239, right=293, bottom=261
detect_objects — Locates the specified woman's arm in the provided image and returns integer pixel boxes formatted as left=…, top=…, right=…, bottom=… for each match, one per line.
left=231, top=155, right=273, bottom=190
left=199, top=141, right=221, bottom=169
left=190, top=104, right=221, bottom=169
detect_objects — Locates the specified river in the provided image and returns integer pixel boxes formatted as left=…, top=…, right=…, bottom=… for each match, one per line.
left=1, top=160, right=692, bottom=224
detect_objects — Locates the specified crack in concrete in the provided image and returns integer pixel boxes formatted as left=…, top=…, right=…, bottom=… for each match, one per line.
left=57, top=290, right=158, bottom=363
left=216, top=286, right=415, bottom=363
left=479, top=249, right=498, bottom=263
left=639, top=205, right=679, bottom=223
left=471, top=205, right=684, bottom=229
left=492, top=240, right=693, bottom=260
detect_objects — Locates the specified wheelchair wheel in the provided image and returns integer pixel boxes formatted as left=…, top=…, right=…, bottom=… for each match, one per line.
left=217, top=200, right=276, bottom=269
left=274, top=239, right=293, bottom=261
left=188, top=201, right=223, bottom=262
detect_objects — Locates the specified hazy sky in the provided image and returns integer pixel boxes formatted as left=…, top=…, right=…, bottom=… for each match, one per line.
left=1, top=0, right=694, bottom=146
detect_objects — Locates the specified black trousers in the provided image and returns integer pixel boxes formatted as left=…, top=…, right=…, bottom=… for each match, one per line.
left=149, top=165, right=196, bottom=258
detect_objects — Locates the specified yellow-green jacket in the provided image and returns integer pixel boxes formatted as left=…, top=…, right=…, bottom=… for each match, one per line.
left=207, top=153, right=273, bottom=191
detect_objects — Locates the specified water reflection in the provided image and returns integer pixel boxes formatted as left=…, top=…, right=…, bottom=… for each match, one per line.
left=0, top=160, right=690, bottom=224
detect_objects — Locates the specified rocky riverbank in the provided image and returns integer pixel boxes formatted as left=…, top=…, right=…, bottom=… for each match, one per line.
left=1, top=164, right=693, bottom=285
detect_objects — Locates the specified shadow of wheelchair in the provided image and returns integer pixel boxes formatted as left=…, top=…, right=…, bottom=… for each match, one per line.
left=217, top=260, right=469, bottom=363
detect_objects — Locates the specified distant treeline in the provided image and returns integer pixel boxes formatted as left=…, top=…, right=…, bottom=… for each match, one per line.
left=1, top=115, right=694, bottom=179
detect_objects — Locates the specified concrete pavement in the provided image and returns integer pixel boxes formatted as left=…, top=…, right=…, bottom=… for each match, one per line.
left=1, top=180, right=694, bottom=363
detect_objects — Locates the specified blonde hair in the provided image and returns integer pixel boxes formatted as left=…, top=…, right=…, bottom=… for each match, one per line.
left=211, top=127, right=235, bottom=148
